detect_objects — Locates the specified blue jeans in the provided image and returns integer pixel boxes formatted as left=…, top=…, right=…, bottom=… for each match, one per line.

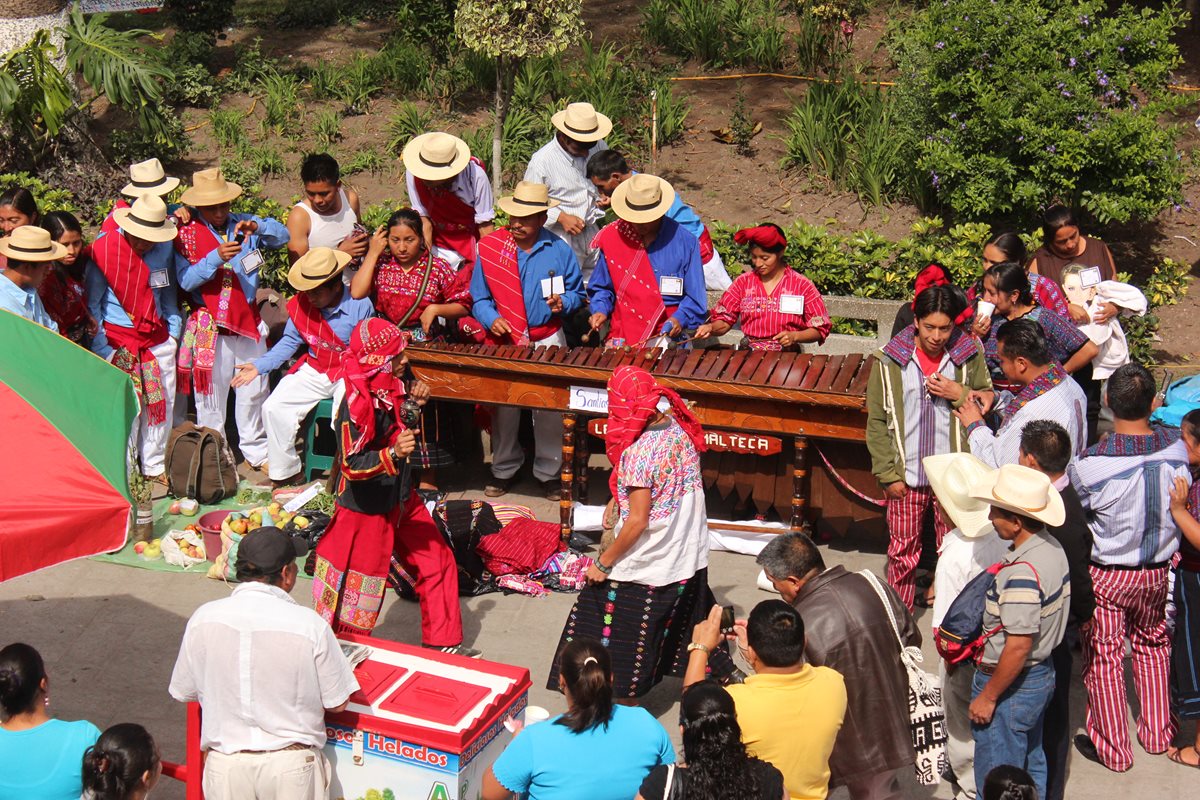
left=971, top=659, right=1055, bottom=798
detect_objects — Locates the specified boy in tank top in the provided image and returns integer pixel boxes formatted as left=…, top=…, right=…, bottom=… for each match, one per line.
left=285, top=153, right=367, bottom=265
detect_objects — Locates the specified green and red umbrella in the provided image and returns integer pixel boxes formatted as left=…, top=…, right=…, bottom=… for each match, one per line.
left=0, top=311, right=139, bottom=581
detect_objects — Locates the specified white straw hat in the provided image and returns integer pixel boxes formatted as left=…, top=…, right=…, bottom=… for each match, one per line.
left=402, top=132, right=472, bottom=181
left=610, top=173, right=675, bottom=224
left=551, top=102, right=612, bottom=143
left=497, top=181, right=561, bottom=217
left=0, top=225, right=68, bottom=262
left=113, top=195, right=179, bottom=243
left=288, top=246, right=353, bottom=291
left=180, top=168, right=243, bottom=206
left=969, top=463, right=1066, bottom=527
left=923, top=453, right=996, bottom=539
left=120, top=158, right=180, bottom=198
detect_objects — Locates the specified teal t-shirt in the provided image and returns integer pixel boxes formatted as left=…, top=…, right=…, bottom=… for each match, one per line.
left=491, top=705, right=675, bottom=800
left=0, top=718, right=101, bottom=800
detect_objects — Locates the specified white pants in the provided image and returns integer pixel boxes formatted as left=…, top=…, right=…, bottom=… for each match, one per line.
left=203, top=747, right=330, bottom=800
left=133, top=337, right=177, bottom=476
left=196, top=326, right=269, bottom=467
left=940, top=660, right=978, bottom=799
left=547, top=221, right=600, bottom=282
left=703, top=249, right=732, bottom=290
left=490, top=328, right=567, bottom=482
left=263, top=363, right=344, bottom=481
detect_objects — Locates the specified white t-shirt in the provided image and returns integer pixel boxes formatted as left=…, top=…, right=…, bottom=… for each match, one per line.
left=931, top=527, right=1010, bottom=630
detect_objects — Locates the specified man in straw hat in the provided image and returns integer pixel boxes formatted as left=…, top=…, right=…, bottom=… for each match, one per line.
left=586, top=173, right=706, bottom=349
left=524, top=101, right=611, bottom=278
left=0, top=225, right=66, bottom=331
left=174, top=168, right=290, bottom=479
left=1017, top=420, right=1094, bottom=800
left=468, top=181, right=584, bottom=499
left=755, top=530, right=919, bottom=800
left=403, top=131, right=495, bottom=270
left=923, top=452, right=1008, bottom=800
left=1067, top=362, right=1190, bottom=773
left=955, top=317, right=1087, bottom=468
left=586, top=149, right=731, bottom=291
left=966, top=463, right=1071, bottom=800
left=86, top=194, right=183, bottom=483
left=101, top=158, right=191, bottom=234
left=232, top=247, right=374, bottom=486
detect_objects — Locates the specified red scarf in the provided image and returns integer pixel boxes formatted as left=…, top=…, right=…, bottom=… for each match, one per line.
left=92, top=230, right=169, bottom=424
left=605, top=366, right=706, bottom=494
left=592, top=221, right=667, bottom=346
left=411, top=158, right=484, bottom=267
left=286, top=294, right=349, bottom=378
left=174, top=219, right=261, bottom=341
left=476, top=229, right=531, bottom=345
left=340, top=318, right=408, bottom=455
left=37, top=265, right=89, bottom=336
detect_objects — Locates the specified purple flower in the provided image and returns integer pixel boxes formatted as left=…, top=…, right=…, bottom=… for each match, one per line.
left=936, top=41, right=946, bottom=49
left=1097, top=70, right=1109, bottom=87
left=930, top=171, right=941, bottom=188
left=949, top=112, right=957, bottom=120
left=1069, top=57, right=1077, bottom=67
left=1017, top=135, right=1025, bottom=142
left=1079, top=15, right=1090, bottom=26
left=1046, top=145, right=1057, bottom=154
left=1117, top=46, right=1125, bottom=54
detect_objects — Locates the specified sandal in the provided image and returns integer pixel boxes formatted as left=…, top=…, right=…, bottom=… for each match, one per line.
left=1168, top=746, right=1200, bottom=769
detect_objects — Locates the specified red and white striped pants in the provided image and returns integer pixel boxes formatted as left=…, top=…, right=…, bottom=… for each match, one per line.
left=885, top=485, right=949, bottom=611
left=1080, top=564, right=1175, bottom=771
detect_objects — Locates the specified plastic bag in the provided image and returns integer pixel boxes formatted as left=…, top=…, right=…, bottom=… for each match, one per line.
left=162, top=529, right=206, bottom=568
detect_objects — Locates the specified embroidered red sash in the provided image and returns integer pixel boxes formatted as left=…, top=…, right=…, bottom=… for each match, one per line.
left=412, top=157, right=485, bottom=267
left=287, top=294, right=348, bottom=378
left=174, top=219, right=261, bottom=341
left=592, top=221, right=667, bottom=345
left=476, top=229, right=531, bottom=345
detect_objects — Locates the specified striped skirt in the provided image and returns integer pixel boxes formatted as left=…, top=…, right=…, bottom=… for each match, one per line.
left=409, top=400, right=458, bottom=469
left=1172, top=568, right=1200, bottom=720
left=547, top=567, right=737, bottom=698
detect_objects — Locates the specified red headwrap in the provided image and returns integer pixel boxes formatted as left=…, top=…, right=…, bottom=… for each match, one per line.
left=734, top=225, right=787, bottom=251
left=912, top=263, right=972, bottom=325
left=605, top=366, right=706, bottom=495
left=340, top=318, right=408, bottom=455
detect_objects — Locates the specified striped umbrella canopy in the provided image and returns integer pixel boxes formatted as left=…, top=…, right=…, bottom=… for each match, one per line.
left=0, top=310, right=139, bottom=581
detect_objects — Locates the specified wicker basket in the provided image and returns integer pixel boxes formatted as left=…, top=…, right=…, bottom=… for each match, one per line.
left=0, top=0, right=67, bottom=19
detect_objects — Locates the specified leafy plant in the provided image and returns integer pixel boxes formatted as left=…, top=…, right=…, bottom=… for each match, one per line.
left=243, top=143, right=287, bottom=178
left=313, top=109, right=343, bottom=152
left=890, top=0, right=1188, bottom=224
left=209, top=108, right=245, bottom=150
left=222, top=38, right=279, bottom=94
left=729, top=88, right=755, bottom=157
left=307, top=61, right=342, bottom=101
left=793, top=0, right=855, bottom=73
left=643, top=0, right=790, bottom=69
left=342, top=148, right=390, bottom=177
left=376, top=40, right=428, bottom=92
left=645, top=80, right=689, bottom=151
left=732, top=0, right=788, bottom=69
left=335, top=55, right=382, bottom=116
left=386, top=102, right=436, bottom=155
left=163, top=0, right=236, bottom=39
left=0, top=173, right=79, bottom=214
left=360, top=201, right=401, bottom=231
left=258, top=69, right=301, bottom=135
left=110, top=114, right=190, bottom=165
left=164, top=63, right=221, bottom=107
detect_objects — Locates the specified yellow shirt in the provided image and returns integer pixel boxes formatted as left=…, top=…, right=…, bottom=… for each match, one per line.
left=726, top=665, right=848, bottom=800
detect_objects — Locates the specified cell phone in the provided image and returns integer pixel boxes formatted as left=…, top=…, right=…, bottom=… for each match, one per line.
left=1158, top=370, right=1174, bottom=399
left=234, top=231, right=246, bottom=245
left=720, top=605, right=736, bottom=634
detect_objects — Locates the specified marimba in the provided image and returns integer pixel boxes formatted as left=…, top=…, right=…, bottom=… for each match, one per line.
left=406, top=343, right=880, bottom=537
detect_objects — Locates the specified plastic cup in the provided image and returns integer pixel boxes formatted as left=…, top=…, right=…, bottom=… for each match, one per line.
left=976, top=300, right=995, bottom=319
left=524, top=706, right=550, bottom=725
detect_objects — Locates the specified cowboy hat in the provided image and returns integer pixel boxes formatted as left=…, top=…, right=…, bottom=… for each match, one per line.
left=923, top=453, right=996, bottom=539
left=0, top=225, right=68, bottom=262
left=610, top=173, right=675, bottom=224
left=551, top=102, right=613, bottom=143
left=288, top=246, right=352, bottom=291
left=969, top=463, right=1066, bottom=527
left=180, top=168, right=243, bottom=206
left=120, top=158, right=180, bottom=198
left=497, top=181, right=561, bottom=217
left=113, top=195, right=179, bottom=243
left=402, top=132, right=471, bottom=182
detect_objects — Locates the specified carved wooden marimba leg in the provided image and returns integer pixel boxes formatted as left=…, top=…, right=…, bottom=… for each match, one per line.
left=791, top=435, right=810, bottom=532
left=561, top=413, right=577, bottom=542
left=575, top=421, right=591, bottom=504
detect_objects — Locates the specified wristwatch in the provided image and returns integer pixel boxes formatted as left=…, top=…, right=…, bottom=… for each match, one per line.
left=687, top=642, right=711, bottom=655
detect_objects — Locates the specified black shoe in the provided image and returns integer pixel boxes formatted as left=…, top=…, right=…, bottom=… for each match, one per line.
left=484, top=476, right=513, bottom=498
left=1074, top=734, right=1130, bottom=772
left=541, top=479, right=562, bottom=501
left=425, top=643, right=482, bottom=659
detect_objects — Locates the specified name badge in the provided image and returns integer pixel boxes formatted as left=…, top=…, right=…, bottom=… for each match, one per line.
left=240, top=248, right=265, bottom=275
left=660, top=276, right=684, bottom=297
left=539, top=274, right=565, bottom=298
left=780, top=294, right=805, bottom=315
left=148, top=269, right=170, bottom=289
left=1079, top=266, right=1102, bottom=288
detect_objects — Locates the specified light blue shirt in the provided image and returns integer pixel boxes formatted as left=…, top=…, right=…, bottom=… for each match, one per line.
left=0, top=273, right=59, bottom=332
left=253, top=286, right=374, bottom=374
left=588, top=216, right=707, bottom=331
left=86, top=231, right=182, bottom=359
left=175, top=213, right=290, bottom=304
left=630, top=170, right=704, bottom=241
left=0, top=718, right=100, bottom=800
left=469, top=228, right=585, bottom=331
left=491, top=705, right=674, bottom=800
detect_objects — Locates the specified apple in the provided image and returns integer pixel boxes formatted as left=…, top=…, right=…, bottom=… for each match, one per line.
left=293, top=516, right=310, bottom=529
left=134, top=542, right=147, bottom=555
left=168, top=501, right=182, bottom=515
left=268, top=502, right=283, bottom=516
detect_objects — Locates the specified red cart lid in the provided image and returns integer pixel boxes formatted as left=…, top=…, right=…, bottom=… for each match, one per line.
left=348, top=661, right=409, bottom=707
left=330, top=633, right=532, bottom=754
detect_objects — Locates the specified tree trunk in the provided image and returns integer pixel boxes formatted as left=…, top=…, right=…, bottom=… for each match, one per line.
left=492, top=56, right=505, bottom=194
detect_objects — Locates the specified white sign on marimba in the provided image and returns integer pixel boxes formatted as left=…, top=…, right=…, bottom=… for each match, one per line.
left=568, top=386, right=672, bottom=414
